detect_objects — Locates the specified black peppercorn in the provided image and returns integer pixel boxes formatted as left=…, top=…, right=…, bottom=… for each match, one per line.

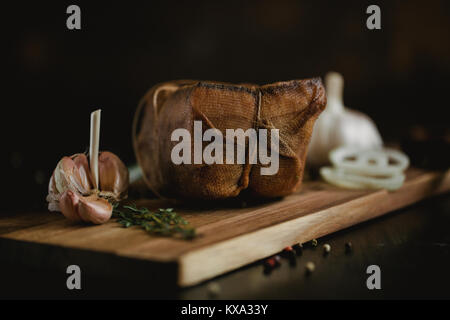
left=293, top=243, right=303, bottom=255
left=345, top=242, right=353, bottom=253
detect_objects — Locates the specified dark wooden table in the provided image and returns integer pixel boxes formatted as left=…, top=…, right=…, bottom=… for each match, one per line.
left=1, top=193, right=449, bottom=299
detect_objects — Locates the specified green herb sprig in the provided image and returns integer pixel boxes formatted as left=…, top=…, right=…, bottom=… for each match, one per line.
left=112, top=204, right=196, bottom=239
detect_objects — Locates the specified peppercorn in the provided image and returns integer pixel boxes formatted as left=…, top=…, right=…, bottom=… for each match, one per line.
left=263, top=268, right=271, bottom=275
left=311, top=239, right=318, bottom=247
left=323, top=244, right=331, bottom=254
left=207, top=282, right=221, bottom=297
left=282, top=246, right=296, bottom=259
left=263, top=258, right=275, bottom=274
left=305, top=261, right=315, bottom=274
left=274, top=255, right=281, bottom=266
left=293, top=243, right=303, bottom=255
left=264, top=257, right=276, bottom=269
left=345, top=242, right=353, bottom=253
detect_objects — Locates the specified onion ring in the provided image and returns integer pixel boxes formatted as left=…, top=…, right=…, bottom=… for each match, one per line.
left=320, top=167, right=406, bottom=191
left=330, top=147, right=409, bottom=176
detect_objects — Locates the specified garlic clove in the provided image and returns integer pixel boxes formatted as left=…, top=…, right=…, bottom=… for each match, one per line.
left=56, top=189, right=113, bottom=224
left=77, top=194, right=113, bottom=225
left=98, top=151, right=129, bottom=200
left=59, top=190, right=82, bottom=222
left=53, top=157, right=75, bottom=194
left=72, top=153, right=94, bottom=193
left=53, top=156, right=92, bottom=195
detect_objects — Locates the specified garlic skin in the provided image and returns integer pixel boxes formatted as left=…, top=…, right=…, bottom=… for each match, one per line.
left=307, top=72, right=383, bottom=167
left=46, top=152, right=129, bottom=224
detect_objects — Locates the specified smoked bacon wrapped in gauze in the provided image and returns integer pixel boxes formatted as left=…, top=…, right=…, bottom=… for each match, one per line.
left=133, top=79, right=326, bottom=199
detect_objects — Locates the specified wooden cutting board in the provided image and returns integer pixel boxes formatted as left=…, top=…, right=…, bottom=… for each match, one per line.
left=1, top=168, right=449, bottom=287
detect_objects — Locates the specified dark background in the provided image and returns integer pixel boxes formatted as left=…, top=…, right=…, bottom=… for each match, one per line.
left=4, top=0, right=450, bottom=212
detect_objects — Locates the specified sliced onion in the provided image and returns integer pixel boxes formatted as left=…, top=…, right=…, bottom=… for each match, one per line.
left=330, top=147, right=409, bottom=176
left=320, top=167, right=406, bottom=191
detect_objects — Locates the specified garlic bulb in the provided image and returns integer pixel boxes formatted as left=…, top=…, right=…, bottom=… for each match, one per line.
left=47, top=152, right=129, bottom=224
left=46, top=109, right=129, bottom=224
left=307, top=72, right=383, bottom=167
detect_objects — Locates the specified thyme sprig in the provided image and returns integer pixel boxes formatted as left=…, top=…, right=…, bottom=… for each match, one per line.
left=112, top=203, right=196, bottom=239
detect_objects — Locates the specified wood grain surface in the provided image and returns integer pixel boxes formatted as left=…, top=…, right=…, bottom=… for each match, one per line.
left=1, top=168, right=449, bottom=286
